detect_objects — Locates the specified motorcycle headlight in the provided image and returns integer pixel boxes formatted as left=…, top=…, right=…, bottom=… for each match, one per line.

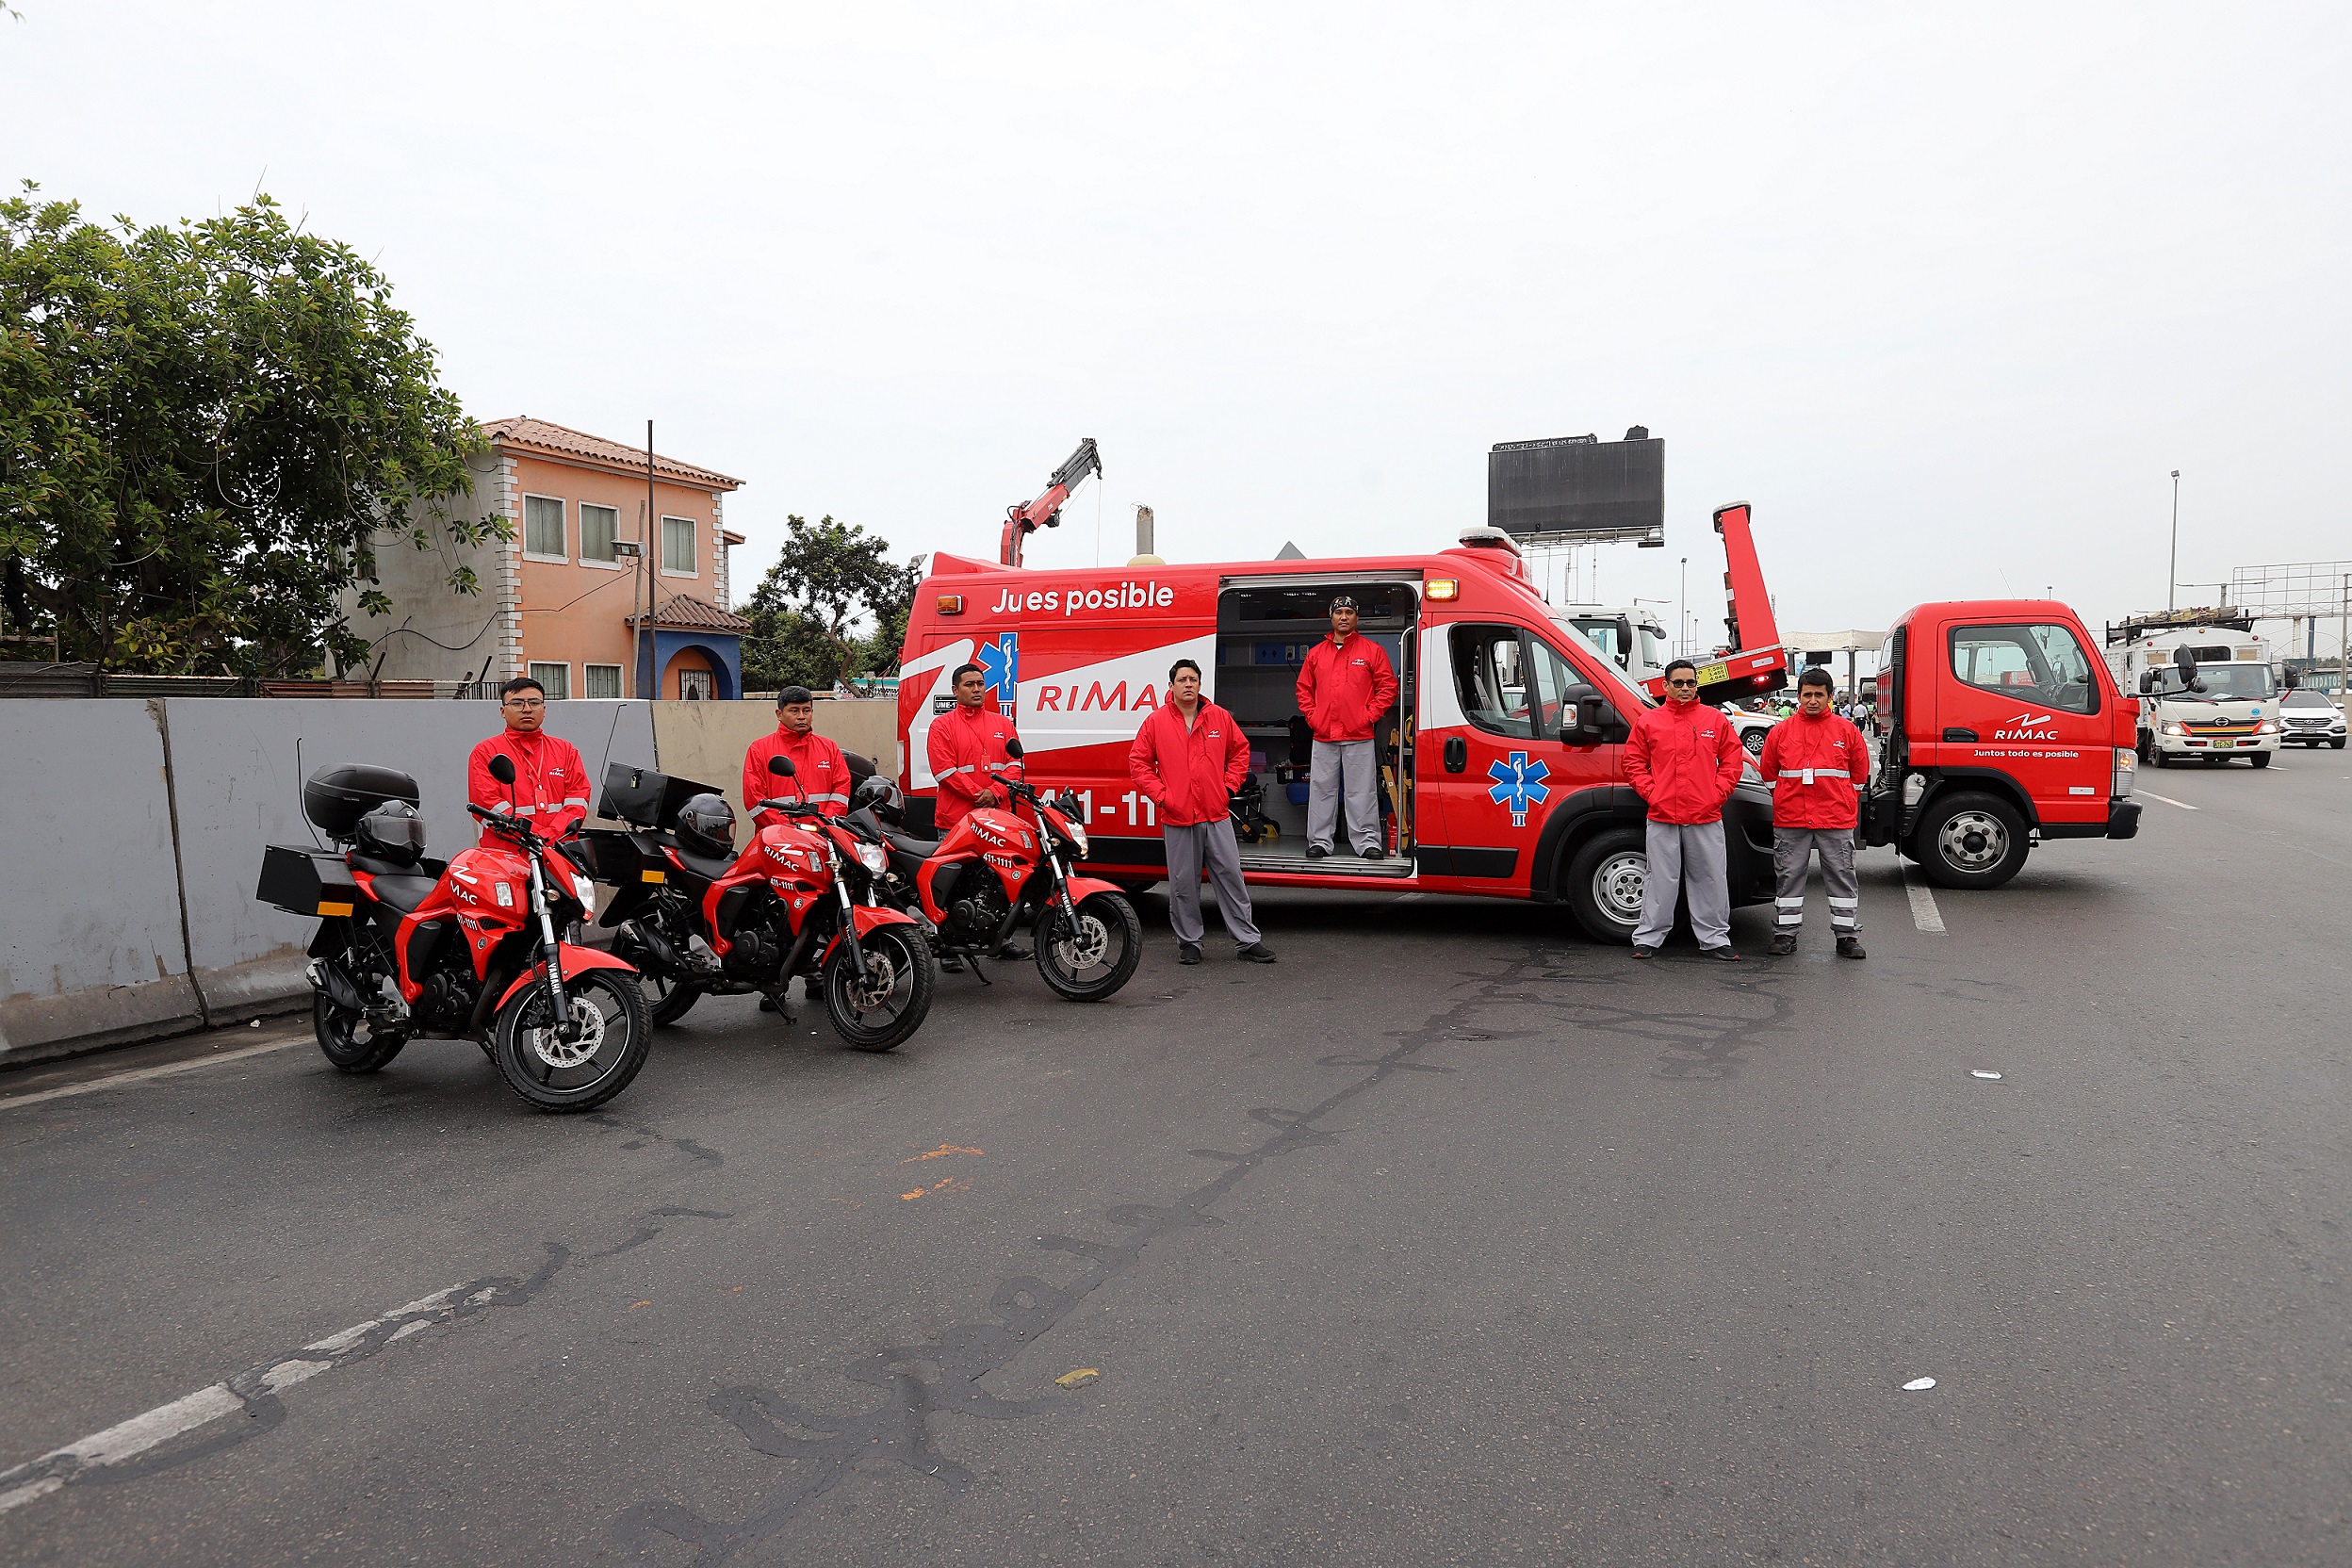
left=572, top=873, right=596, bottom=906
left=1063, top=820, right=1087, bottom=856
left=858, top=841, right=888, bottom=874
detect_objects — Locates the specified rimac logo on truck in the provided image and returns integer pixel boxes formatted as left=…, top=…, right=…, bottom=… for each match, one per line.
left=1995, top=710, right=2058, bottom=741
left=1488, top=751, right=1550, bottom=827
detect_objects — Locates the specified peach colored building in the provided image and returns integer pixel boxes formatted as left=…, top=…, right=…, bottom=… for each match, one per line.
left=349, top=417, right=753, bottom=699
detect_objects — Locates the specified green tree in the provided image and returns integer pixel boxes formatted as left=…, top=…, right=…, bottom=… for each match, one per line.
left=738, top=514, right=919, bottom=689
left=0, top=185, right=498, bottom=674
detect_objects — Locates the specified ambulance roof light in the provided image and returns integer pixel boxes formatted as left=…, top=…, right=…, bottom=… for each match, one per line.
left=1457, top=526, right=1521, bottom=555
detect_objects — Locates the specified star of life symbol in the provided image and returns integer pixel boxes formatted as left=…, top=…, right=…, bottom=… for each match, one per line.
left=1486, top=750, right=1550, bottom=827
left=977, top=633, right=1019, bottom=717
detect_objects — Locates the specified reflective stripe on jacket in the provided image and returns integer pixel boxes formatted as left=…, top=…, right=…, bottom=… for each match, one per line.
left=1130, top=696, right=1250, bottom=828
left=1754, top=710, right=1868, bottom=829
left=926, top=703, right=1021, bottom=829
left=467, top=729, right=591, bottom=839
left=1295, top=633, right=1397, bottom=743
left=1623, top=697, right=1745, bottom=825
left=743, top=727, right=852, bottom=823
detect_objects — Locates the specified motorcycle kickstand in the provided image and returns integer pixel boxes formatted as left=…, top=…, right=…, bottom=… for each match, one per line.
left=966, top=954, right=990, bottom=987
left=765, top=984, right=798, bottom=1024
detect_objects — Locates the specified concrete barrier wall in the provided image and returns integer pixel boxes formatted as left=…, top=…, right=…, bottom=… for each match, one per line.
left=0, top=697, right=660, bottom=1068
left=0, top=701, right=204, bottom=1059
left=644, top=698, right=903, bottom=823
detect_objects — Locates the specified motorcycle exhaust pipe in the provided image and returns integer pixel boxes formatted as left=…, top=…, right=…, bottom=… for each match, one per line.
left=305, top=957, right=371, bottom=1015
left=621, top=918, right=687, bottom=974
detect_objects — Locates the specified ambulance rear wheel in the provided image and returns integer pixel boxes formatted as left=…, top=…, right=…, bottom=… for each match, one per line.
left=1913, top=792, right=2028, bottom=891
left=1565, top=827, right=1650, bottom=943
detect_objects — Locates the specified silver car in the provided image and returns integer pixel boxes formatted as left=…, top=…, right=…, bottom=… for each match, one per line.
left=2277, top=687, right=2347, bottom=748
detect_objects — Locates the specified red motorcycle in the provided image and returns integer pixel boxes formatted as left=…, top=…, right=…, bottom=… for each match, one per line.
left=851, top=740, right=1142, bottom=1002
left=581, top=755, right=935, bottom=1051
left=255, top=757, right=652, bottom=1112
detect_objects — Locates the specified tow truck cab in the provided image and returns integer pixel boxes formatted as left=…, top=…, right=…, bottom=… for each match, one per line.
left=897, top=528, right=1778, bottom=942
left=1864, top=599, right=2141, bottom=889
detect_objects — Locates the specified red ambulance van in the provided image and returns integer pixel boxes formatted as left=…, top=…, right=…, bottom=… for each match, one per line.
left=895, top=528, right=1779, bottom=942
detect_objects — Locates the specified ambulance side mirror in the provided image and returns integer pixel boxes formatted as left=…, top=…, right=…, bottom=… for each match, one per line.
left=768, top=755, right=796, bottom=777
left=1560, top=690, right=1625, bottom=746
left=487, top=754, right=516, bottom=785
left=1004, top=738, right=1025, bottom=760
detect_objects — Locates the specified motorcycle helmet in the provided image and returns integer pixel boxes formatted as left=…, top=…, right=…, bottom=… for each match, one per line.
left=353, top=800, right=427, bottom=866
left=852, top=774, right=903, bottom=824
left=674, top=792, right=736, bottom=858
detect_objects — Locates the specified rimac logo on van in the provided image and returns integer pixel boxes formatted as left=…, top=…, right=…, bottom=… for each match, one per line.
left=1995, top=710, right=2059, bottom=741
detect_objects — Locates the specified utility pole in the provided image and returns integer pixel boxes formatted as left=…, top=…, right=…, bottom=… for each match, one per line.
left=1679, top=556, right=1689, bottom=657
left=2340, top=573, right=2349, bottom=702
left=645, top=420, right=657, bottom=700
left=2167, top=470, right=2180, bottom=613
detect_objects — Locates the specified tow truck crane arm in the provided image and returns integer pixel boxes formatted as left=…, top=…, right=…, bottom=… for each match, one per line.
left=1636, top=500, right=1794, bottom=704
left=998, top=437, right=1103, bottom=567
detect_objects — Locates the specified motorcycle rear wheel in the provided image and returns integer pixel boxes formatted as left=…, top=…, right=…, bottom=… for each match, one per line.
left=642, top=971, right=702, bottom=1026
left=313, top=991, right=404, bottom=1074
left=1035, top=891, right=1142, bottom=1003
left=824, top=926, right=935, bottom=1052
left=491, top=970, right=651, bottom=1112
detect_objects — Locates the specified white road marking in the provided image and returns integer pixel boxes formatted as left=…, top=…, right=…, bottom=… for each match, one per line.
left=0, top=1278, right=493, bottom=1515
left=0, top=1037, right=304, bottom=1113
left=1903, top=866, right=1946, bottom=933
left=2137, top=791, right=2199, bottom=810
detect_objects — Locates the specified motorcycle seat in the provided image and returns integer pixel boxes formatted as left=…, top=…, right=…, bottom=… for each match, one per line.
left=359, top=872, right=437, bottom=914
left=671, top=847, right=736, bottom=883
left=881, top=827, right=939, bottom=858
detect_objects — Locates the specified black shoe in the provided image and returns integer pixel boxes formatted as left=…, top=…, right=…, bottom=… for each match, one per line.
left=1361, top=845, right=1385, bottom=861
left=938, top=956, right=966, bottom=974
left=1631, top=945, right=1658, bottom=960
left=1769, top=934, right=1797, bottom=956
left=1837, top=937, right=1868, bottom=960
left=1236, top=942, right=1277, bottom=963
left=1178, top=942, right=1202, bottom=965
left=1703, top=946, right=1744, bottom=962
left=1305, top=844, right=1330, bottom=860
left=998, top=942, right=1031, bottom=961
left=758, top=994, right=778, bottom=1012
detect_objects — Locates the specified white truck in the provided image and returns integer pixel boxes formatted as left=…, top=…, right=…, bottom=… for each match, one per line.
left=2103, top=618, right=2280, bottom=769
left=1558, top=601, right=1779, bottom=754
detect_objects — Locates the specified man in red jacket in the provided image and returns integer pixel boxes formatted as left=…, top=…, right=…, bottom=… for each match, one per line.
left=1295, top=595, right=1397, bottom=859
left=1624, top=659, right=1748, bottom=959
left=1130, top=659, right=1277, bottom=965
left=467, top=675, right=591, bottom=840
left=1755, top=666, right=1868, bottom=959
left=927, top=663, right=1021, bottom=832
left=741, top=686, right=851, bottom=827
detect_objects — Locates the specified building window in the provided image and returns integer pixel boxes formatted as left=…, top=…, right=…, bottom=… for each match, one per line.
left=580, top=503, right=619, bottom=564
left=677, top=668, right=714, bottom=700
left=528, top=662, right=570, bottom=700
left=523, top=496, right=566, bottom=559
left=583, top=663, right=623, bottom=700
left=662, top=515, right=697, bottom=575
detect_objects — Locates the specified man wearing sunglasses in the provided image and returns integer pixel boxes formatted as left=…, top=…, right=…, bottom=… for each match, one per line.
left=466, top=675, right=591, bottom=841
left=1624, top=659, right=1748, bottom=959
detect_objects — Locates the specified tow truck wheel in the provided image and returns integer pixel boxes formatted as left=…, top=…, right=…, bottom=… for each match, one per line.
left=1914, top=792, right=2029, bottom=891
left=1565, top=827, right=1650, bottom=943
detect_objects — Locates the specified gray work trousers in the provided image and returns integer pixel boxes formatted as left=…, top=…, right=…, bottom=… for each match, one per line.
left=1772, top=827, right=1859, bottom=934
left=1633, top=819, right=1731, bottom=950
left=1163, top=820, right=1262, bottom=947
left=1308, top=738, right=1381, bottom=854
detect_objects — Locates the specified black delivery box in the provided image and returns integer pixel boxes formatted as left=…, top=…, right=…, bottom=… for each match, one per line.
left=257, top=843, right=362, bottom=918
left=599, top=762, right=719, bottom=829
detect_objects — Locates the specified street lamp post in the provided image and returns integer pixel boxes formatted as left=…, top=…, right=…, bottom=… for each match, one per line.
left=612, top=539, right=644, bottom=698
left=2167, top=470, right=2181, bottom=614
left=1679, top=556, right=1689, bottom=658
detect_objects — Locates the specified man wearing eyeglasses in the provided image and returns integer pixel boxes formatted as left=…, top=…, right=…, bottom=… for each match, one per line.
left=1624, top=659, right=1748, bottom=960
left=467, top=675, right=592, bottom=840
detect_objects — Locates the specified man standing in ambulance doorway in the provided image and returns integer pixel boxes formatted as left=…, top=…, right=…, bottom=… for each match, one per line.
left=1296, top=594, right=1397, bottom=860
left=1756, top=665, right=1868, bottom=958
left=1625, top=658, right=1748, bottom=960
left=1130, top=659, right=1278, bottom=966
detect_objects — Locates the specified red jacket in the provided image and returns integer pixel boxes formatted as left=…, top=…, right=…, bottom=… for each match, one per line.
left=927, top=703, right=1021, bottom=830
left=1755, top=710, right=1868, bottom=829
left=1624, top=697, right=1745, bottom=825
left=1296, top=632, right=1397, bottom=743
left=743, top=726, right=851, bottom=825
left=467, top=728, right=590, bottom=839
left=1129, top=696, right=1250, bottom=828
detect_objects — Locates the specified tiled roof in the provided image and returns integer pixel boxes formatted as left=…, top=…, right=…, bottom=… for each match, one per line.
left=481, top=416, right=743, bottom=490
left=629, top=594, right=753, bottom=633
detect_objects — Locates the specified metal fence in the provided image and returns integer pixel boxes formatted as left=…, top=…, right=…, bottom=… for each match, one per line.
left=0, top=663, right=488, bottom=700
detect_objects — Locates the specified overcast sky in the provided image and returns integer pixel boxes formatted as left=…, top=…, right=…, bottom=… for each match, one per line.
left=8, top=2, right=2349, bottom=652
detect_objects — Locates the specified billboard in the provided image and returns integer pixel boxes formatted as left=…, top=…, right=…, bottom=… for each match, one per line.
left=1487, top=434, right=1665, bottom=545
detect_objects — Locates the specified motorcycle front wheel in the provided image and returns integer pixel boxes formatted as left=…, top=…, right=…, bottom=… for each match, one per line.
left=1035, top=891, right=1142, bottom=1003
left=824, top=925, right=935, bottom=1052
left=491, top=970, right=651, bottom=1112
left=314, top=990, right=404, bottom=1074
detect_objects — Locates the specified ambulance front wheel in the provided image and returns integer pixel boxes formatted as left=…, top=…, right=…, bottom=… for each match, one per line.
left=1565, top=827, right=1649, bottom=943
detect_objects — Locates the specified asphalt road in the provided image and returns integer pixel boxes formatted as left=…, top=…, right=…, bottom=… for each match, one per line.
left=4, top=753, right=2347, bottom=1565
